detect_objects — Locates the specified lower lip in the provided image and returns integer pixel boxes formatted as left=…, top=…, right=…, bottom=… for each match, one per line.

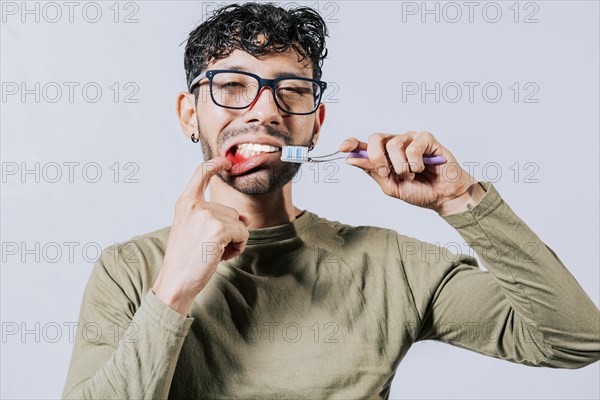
left=226, top=150, right=281, bottom=176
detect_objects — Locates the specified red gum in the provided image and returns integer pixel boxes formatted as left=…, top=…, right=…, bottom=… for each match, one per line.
left=226, top=148, right=248, bottom=164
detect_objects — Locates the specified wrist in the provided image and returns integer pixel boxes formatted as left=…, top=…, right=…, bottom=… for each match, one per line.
left=436, top=181, right=486, bottom=216
left=152, top=276, right=195, bottom=317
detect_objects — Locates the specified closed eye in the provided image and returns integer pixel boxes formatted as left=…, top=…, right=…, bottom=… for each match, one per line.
left=279, top=87, right=312, bottom=95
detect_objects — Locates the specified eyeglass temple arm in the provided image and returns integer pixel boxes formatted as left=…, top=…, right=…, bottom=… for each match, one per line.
left=189, top=72, right=207, bottom=92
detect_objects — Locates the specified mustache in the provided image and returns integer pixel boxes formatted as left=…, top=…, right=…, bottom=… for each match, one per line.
left=218, top=125, right=294, bottom=149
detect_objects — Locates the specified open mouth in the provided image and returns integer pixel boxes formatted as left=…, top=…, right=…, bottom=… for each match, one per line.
left=225, top=143, right=283, bottom=175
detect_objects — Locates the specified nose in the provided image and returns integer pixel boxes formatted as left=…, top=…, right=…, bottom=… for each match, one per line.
left=242, top=86, right=283, bottom=126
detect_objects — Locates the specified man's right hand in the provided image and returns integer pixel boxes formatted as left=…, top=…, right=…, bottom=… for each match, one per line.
left=152, top=156, right=250, bottom=316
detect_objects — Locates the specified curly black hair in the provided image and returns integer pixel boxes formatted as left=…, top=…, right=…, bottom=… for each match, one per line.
left=183, top=2, right=329, bottom=93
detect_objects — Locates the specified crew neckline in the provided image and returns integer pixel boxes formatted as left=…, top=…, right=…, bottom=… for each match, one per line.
left=245, top=209, right=316, bottom=244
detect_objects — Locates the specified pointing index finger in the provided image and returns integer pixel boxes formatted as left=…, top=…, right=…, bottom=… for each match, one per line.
left=181, top=156, right=232, bottom=200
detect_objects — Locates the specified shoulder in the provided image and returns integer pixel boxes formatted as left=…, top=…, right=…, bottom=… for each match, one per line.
left=305, top=210, right=469, bottom=264
left=92, top=226, right=172, bottom=301
left=128, top=225, right=171, bottom=254
left=101, top=226, right=171, bottom=266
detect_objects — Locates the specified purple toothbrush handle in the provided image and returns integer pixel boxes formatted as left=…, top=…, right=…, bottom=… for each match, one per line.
left=347, top=150, right=446, bottom=165
left=421, top=155, right=447, bottom=165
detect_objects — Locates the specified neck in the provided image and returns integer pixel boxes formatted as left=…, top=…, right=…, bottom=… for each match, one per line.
left=208, top=176, right=302, bottom=229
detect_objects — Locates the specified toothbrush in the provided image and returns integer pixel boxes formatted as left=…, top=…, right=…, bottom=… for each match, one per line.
left=280, top=146, right=447, bottom=165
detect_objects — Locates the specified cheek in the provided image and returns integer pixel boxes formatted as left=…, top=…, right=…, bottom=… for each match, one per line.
left=198, top=106, right=234, bottom=136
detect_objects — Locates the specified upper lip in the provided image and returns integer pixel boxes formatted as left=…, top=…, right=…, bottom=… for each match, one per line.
left=223, top=135, right=285, bottom=156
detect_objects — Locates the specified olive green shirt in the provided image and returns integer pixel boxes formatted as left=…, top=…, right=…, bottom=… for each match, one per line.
left=62, top=181, right=600, bottom=399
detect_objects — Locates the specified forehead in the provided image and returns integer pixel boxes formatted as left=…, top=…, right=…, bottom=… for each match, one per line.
left=207, top=48, right=313, bottom=79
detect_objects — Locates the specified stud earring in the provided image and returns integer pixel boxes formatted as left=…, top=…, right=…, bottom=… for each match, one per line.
left=190, top=132, right=199, bottom=143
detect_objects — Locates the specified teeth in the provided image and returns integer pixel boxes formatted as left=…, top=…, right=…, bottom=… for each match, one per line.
left=235, top=143, right=279, bottom=156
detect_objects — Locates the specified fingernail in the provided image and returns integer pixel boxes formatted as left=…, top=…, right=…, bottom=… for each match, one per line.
left=378, top=167, right=389, bottom=177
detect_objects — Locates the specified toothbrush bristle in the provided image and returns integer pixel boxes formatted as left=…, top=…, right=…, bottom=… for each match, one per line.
left=280, top=146, right=309, bottom=163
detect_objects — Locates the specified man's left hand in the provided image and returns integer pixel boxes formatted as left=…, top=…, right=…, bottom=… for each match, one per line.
left=340, top=131, right=485, bottom=216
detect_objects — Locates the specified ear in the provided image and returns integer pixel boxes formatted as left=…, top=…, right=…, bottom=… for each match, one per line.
left=310, top=102, right=326, bottom=147
left=176, top=91, right=198, bottom=139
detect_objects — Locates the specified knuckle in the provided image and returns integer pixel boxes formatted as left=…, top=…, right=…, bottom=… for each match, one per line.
left=368, top=132, right=384, bottom=142
left=389, top=135, right=406, bottom=145
left=188, top=200, right=205, bottom=212
left=197, top=207, right=215, bottom=221
left=420, top=131, right=434, bottom=140
left=386, top=137, right=405, bottom=152
left=211, top=220, right=227, bottom=236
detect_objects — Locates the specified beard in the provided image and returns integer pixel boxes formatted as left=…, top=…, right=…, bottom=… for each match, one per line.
left=196, top=121, right=313, bottom=195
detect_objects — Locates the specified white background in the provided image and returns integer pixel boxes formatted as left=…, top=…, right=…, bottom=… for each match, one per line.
left=1, top=1, right=599, bottom=399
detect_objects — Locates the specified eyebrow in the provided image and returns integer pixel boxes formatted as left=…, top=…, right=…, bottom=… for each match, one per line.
left=215, top=64, right=311, bottom=79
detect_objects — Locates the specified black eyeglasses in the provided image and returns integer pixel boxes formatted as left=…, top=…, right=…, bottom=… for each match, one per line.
left=189, top=69, right=327, bottom=115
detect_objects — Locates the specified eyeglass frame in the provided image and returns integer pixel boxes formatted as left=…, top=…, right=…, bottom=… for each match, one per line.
left=188, top=69, right=328, bottom=116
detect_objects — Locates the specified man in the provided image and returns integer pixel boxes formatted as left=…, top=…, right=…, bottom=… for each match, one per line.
left=62, top=3, right=600, bottom=399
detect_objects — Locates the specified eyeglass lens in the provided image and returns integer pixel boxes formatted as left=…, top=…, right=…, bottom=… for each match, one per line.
left=210, top=72, right=321, bottom=114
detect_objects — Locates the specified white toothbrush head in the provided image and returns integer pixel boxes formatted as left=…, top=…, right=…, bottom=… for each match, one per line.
left=280, top=145, right=310, bottom=163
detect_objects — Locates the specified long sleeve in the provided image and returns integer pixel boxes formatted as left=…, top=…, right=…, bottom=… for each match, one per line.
left=402, top=181, right=600, bottom=368
left=61, top=243, right=194, bottom=399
